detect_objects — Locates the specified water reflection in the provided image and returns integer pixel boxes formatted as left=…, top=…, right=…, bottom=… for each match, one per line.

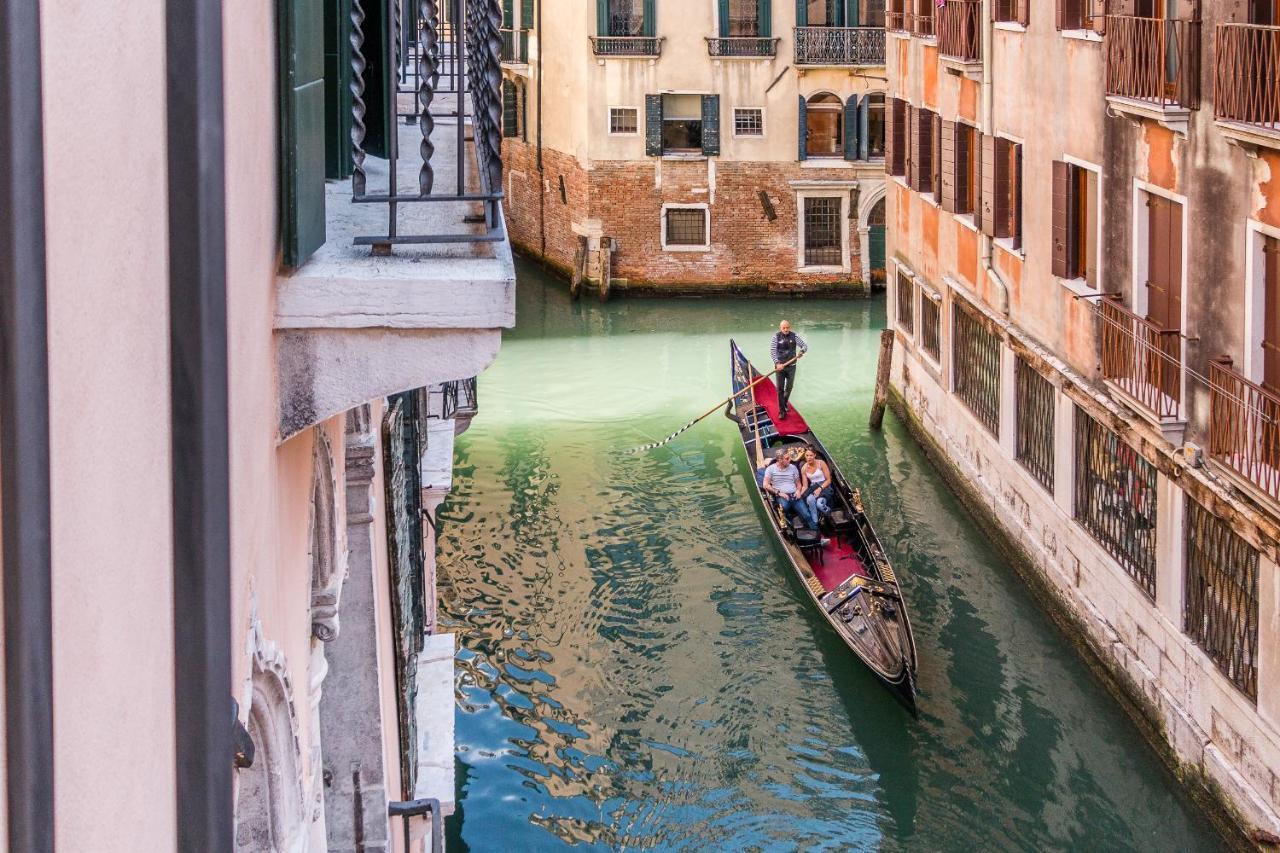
left=437, top=260, right=1222, bottom=852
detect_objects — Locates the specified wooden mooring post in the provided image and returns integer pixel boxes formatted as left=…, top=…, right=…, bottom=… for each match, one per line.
left=869, top=328, right=894, bottom=430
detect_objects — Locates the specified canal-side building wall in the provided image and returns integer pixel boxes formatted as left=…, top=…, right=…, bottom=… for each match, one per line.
left=885, top=0, right=1280, bottom=840
left=0, top=0, right=513, bottom=848
left=500, top=0, right=890, bottom=293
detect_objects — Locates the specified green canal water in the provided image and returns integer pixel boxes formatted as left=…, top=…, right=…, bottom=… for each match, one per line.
left=436, top=260, right=1223, bottom=852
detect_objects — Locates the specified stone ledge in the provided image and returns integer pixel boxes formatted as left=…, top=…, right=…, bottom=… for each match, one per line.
left=411, top=632, right=457, bottom=815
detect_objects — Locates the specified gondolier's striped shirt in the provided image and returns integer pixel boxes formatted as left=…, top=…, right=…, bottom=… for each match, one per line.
left=770, top=332, right=808, bottom=364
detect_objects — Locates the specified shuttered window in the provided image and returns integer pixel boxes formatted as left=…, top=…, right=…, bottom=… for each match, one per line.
left=910, top=108, right=936, bottom=196
left=982, top=136, right=1021, bottom=246
left=940, top=120, right=956, bottom=211
left=600, top=0, right=650, bottom=35
left=1052, top=162, right=1098, bottom=283
left=645, top=94, right=663, bottom=156
left=994, top=0, right=1028, bottom=23
left=886, top=98, right=907, bottom=176
left=956, top=123, right=976, bottom=215
left=864, top=93, right=885, bottom=158
left=502, top=79, right=519, bottom=138
left=1265, top=235, right=1280, bottom=391
left=844, top=96, right=861, bottom=160
left=722, top=0, right=769, bottom=35
left=522, top=0, right=535, bottom=28
left=1145, top=194, right=1183, bottom=333
left=278, top=0, right=328, bottom=268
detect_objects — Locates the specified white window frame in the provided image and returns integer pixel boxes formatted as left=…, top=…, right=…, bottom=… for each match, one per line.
left=660, top=203, right=711, bottom=252
left=795, top=189, right=851, bottom=273
left=1245, top=218, right=1280, bottom=385
left=732, top=106, right=766, bottom=138
left=1059, top=154, right=1104, bottom=298
left=607, top=105, right=640, bottom=136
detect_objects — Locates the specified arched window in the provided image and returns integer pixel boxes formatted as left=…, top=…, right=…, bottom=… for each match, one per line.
left=235, top=654, right=305, bottom=851
left=805, top=92, right=843, bottom=158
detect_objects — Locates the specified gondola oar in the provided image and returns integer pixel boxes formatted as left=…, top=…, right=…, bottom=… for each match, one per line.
left=621, top=352, right=803, bottom=454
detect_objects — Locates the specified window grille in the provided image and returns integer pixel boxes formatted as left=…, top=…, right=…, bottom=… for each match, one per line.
left=896, top=271, right=915, bottom=334
left=1185, top=499, right=1259, bottom=701
left=920, top=291, right=940, bottom=361
left=803, top=197, right=842, bottom=266
left=1073, top=407, right=1158, bottom=598
left=734, top=108, right=764, bottom=136
left=1015, top=356, right=1055, bottom=491
left=610, top=108, right=638, bottom=134
left=952, top=298, right=1001, bottom=435
left=665, top=208, right=708, bottom=246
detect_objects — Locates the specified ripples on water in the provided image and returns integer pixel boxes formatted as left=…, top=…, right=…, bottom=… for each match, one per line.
left=436, top=262, right=1223, bottom=852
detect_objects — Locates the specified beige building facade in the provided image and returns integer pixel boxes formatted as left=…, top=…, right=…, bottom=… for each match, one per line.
left=0, top=0, right=512, bottom=849
left=885, top=0, right=1280, bottom=841
left=500, top=0, right=891, bottom=294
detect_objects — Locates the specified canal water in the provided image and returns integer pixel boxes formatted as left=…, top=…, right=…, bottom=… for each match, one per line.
left=436, top=261, right=1223, bottom=852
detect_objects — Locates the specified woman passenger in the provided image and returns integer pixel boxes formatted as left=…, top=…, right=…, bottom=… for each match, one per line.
left=800, top=447, right=832, bottom=523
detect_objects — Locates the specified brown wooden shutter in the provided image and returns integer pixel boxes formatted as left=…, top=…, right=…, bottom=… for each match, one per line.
left=1089, top=0, right=1106, bottom=31
left=992, top=138, right=1011, bottom=239
left=1019, top=0, right=1030, bottom=25
left=1264, top=236, right=1280, bottom=390
left=980, top=134, right=996, bottom=236
left=1145, top=195, right=1182, bottom=332
left=932, top=114, right=943, bottom=198
left=888, top=98, right=907, bottom=176
left=916, top=109, right=934, bottom=193
left=1051, top=161, right=1073, bottom=278
left=1057, top=0, right=1081, bottom=29
left=940, top=120, right=956, bottom=212
left=908, top=107, right=920, bottom=189
left=1012, top=142, right=1023, bottom=249
left=955, top=125, right=972, bottom=214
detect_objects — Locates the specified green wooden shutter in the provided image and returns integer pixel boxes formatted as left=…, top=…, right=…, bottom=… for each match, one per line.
left=844, top=95, right=859, bottom=160
left=642, top=0, right=656, bottom=35
left=503, top=0, right=514, bottom=27
left=597, top=0, right=609, bottom=34
left=846, top=0, right=860, bottom=24
left=719, top=0, right=731, bottom=34
left=279, top=0, right=327, bottom=267
left=835, top=0, right=846, bottom=25
left=702, top=95, right=721, bottom=156
left=798, top=95, right=808, bottom=160
left=645, top=94, right=663, bottom=156
left=361, top=0, right=394, bottom=159
left=503, top=80, right=518, bottom=137
left=323, top=0, right=353, bottom=179
left=858, top=95, right=871, bottom=159
left=796, top=0, right=808, bottom=25
left=760, top=0, right=773, bottom=35
left=522, top=0, right=535, bottom=29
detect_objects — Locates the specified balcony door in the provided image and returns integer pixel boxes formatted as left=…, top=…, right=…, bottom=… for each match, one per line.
left=726, top=0, right=761, bottom=34
left=1249, top=0, right=1278, bottom=23
left=1144, top=193, right=1183, bottom=403
left=801, top=0, right=859, bottom=25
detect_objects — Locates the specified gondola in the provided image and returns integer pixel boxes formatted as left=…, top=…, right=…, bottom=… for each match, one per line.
left=728, top=340, right=919, bottom=713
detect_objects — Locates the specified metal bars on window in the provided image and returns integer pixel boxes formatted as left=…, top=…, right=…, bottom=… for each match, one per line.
left=1185, top=499, right=1259, bottom=701
left=665, top=208, right=707, bottom=246
left=803, top=197, right=842, bottom=266
left=1073, top=407, right=1158, bottom=598
left=920, top=291, right=940, bottom=360
left=896, top=270, right=914, bottom=334
left=952, top=298, right=1001, bottom=436
left=1015, top=357, right=1055, bottom=492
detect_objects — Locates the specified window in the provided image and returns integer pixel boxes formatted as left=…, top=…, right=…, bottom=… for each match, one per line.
left=909, top=108, right=938, bottom=197
left=896, top=270, right=915, bottom=333
left=1074, top=407, right=1158, bottom=598
left=887, top=98, right=908, bottom=176
left=727, top=0, right=761, bottom=35
left=807, top=0, right=835, bottom=25
left=913, top=0, right=936, bottom=35
left=994, top=0, right=1028, bottom=24
left=1056, top=0, right=1102, bottom=31
left=942, top=122, right=977, bottom=216
left=921, top=290, right=941, bottom=361
left=803, top=196, right=844, bottom=267
left=662, top=94, right=703, bottom=152
left=734, top=108, right=764, bottom=137
left=610, top=107, right=638, bottom=135
left=605, top=0, right=644, bottom=35
left=952, top=297, right=1001, bottom=435
left=1015, top=357, right=1055, bottom=491
left=804, top=93, right=844, bottom=157
left=1185, top=499, right=1260, bottom=701
left=502, top=79, right=525, bottom=139
left=866, top=94, right=885, bottom=158
left=887, top=0, right=908, bottom=28
left=663, top=206, right=709, bottom=249
left=981, top=135, right=1022, bottom=249
left=1051, top=161, right=1099, bottom=285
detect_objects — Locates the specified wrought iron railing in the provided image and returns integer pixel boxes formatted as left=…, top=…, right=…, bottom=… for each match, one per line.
left=706, top=36, right=780, bottom=56
left=1214, top=23, right=1280, bottom=131
left=442, top=376, right=479, bottom=420
left=938, top=0, right=981, bottom=62
left=1104, top=15, right=1201, bottom=110
left=886, top=8, right=909, bottom=30
left=1099, top=295, right=1182, bottom=419
left=911, top=6, right=936, bottom=37
left=921, top=293, right=941, bottom=361
left=500, top=27, right=529, bottom=62
left=1208, top=357, right=1280, bottom=502
left=589, top=35, right=664, bottom=55
left=1074, top=406, right=1158, bottom=599
left=351, top=0, right=505, bottom=248
left=1015, top=356, right=1055, bottom=492
left=794, top=26, right=886, bottom=65
left=896, top=271, right=914, bottom=334
left=388, top=798, right=444, bottom=853
left=1185, top=498, right=1260, bottom=701
left=952, top=299, right=1001, bottom=436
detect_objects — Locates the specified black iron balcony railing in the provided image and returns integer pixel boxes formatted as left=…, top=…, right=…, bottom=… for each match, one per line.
left=590, top=35, right=664, bottom=55
left=388, top=798, right=443, bottom=853
left=1214, top=23, right=1280, bottom=132
left=500, top=27, right=529, bottom=63
left=442, top=377, right=479, bottom=420
left=352, top=0, right=505, bottom=248
left=794, top=26, right=886, bottom=65
left=1104, top=14, right=1201, bottom=110
left=706, top=36, right=780, bottom=56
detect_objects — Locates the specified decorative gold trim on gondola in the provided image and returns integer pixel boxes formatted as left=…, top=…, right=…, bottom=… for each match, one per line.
left=805, top=575, right=825, bottom=597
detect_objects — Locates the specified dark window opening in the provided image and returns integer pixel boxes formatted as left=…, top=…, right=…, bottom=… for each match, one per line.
left=729, top=0, right=761, bottom=34
left=1015, top=356, right=1056, bottom=492
left=608, top=0, right=644, bottom=35
left=953, top=298, right=1001, bottom=436
left=896, top=270, right=914, bottom=333
left=662, top=94, right=703, bottom=152
left=866, top=93, right=885, bottom=158
left=804, top=197, right=844, bottom=266
left=805, top=92, right=844, bottom=158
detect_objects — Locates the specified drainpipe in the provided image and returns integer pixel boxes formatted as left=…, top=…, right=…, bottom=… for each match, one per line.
left=979, top=0, right=1010, bottom=315
left=536, top=0, right=546, bottom=257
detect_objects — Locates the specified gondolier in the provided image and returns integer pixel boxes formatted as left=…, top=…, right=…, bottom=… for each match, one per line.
left=770, top=321, right=808, bottom=419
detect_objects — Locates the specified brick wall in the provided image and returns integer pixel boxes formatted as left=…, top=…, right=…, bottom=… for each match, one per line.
left=502, top=137, right=878, bottom=291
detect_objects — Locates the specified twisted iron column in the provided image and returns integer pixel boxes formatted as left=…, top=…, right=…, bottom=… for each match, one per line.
left=475, top=0, right=504, bottom=194
left=350, top=0, right=369, bottom=196
left=417, top=0, right=440, bottom=193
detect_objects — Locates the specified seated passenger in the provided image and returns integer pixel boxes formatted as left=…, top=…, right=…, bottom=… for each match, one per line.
left=763, top=448, right=817, bottom=531
left=800, top=447, right=832, bottom=523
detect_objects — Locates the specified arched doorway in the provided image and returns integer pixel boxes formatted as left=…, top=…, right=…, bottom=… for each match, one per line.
left=868, top=198, right=886, bottom=284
